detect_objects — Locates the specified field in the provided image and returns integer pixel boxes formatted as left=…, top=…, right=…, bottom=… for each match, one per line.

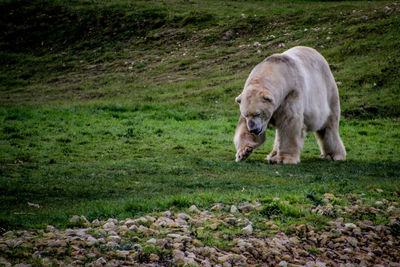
left=1, top=0, right=400, bottom=265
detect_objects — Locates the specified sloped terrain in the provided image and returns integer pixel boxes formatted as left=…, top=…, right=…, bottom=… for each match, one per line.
left=0, top=0, right=400, bottom=265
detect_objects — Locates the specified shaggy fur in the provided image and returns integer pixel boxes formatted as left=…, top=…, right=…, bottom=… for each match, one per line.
left=234, top=46, right=346, bottom=164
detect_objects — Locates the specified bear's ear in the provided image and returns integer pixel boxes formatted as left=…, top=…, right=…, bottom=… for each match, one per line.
left=263, top=94, right=274, bottom=104
left=235, top=94, right=242, bottom=104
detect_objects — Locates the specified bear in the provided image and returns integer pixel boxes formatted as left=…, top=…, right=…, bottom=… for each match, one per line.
left=234, top=46, right=346, bottom=164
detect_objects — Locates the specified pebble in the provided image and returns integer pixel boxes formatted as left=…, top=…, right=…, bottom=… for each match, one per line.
left=242, top=224, right=253, bottom=235
left=189, top=205, right=201, bottom=214
left=238, top=203, right=255, bottom=213
left=344, top=223, right=357, bottom=230
left=106, top=235, right=121, bottom=243
left=230, top=205, right=238, bottom=213
left=149, top=253, right=159, bottom=262
left=161, top=210, right=172, bottom=217
left=103, top=222, right=116, bottom=231
left=146, top=238, right=157, bottom=245
left=1, top=199, right=399, bottom=266
left=86, top=236, right=98, bottom=246
left=95, top=257, right=107, bottom=265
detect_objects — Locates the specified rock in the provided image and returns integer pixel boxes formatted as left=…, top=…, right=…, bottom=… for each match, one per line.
left=145, top=215, right=156, bottom=222
left=95, top=257, right=107, bottom=265
left=117, top=225, right=129, bottom=234
left=201, top=247, right=217, bottom=257
left=242, top=224, right=253, bottom=235
left=103, top=222, right=116, bottom=231
left=0, top=257, right=11, bottom=267
left=167, top=233, right=182, bottom=239
left=124, top=219, right=136, bottom=227
left=149, top=253, right=159, bottom=262
left=3, top=231, right=14, bottom=238
left=192, top=239, right=204, bottom=247
left=14, top=264, right=32, bottom=267
left=155, top=216, right=175, bottom=227
left=70, top=215, right=89, bottom=225
left=136, top=217, right=148, bottom=224
left=187, top=257, right=198, bottom=266
left=278, top=260, right=288, bottom=267
left=209, top=223, right=219, bottom=230
left=107, top=235, right=121, bottom=243
left=147, top=238, right=157, bottom=245
left=343, top=247, right=353, bottom=253
left=161, top=210, right=172, bottom=217
left=230, top=205, right=238, bottom=213
left=253, top=41, right=262, bottom=47
left=176, top=213, right=190, bottom=220
left=210, top=203, right=223, bottom=211
left=388, top=206, right=397, bottom=213
left=175, top=217, right=187, bottom=226
left=347, top=236, right=358, bottom=247
left=106, top=241, right=118, bottom=248
left=344, top=223, right=357, bottom=230
left=87, top=236, right=98, bottom=246
left=189, top=205, right=201, bottom=213
left=224, top=216, right=237, bottom=225
left=172, top=249, right=185, bottom=262
left=201, top=259, right=212, bottom=267
left=115, top=250, right=129, bottom=258
left=222, top=29, right=235, bottom=41
left=6, top=239, right=23, bottom=248
left=128, top=225, right=138, bottom=231
left=92, top=219, right=101, bottom=226
left=238, top=203, right=255, bottom=213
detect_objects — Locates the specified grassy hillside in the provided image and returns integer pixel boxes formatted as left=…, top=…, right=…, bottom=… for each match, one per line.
left=0, top=0, right=400, bottom=232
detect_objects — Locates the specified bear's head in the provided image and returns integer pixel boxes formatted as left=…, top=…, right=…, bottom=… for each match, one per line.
left=235, top=87, right=275, bottom=136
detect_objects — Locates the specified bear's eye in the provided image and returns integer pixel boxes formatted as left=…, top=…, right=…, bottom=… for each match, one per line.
left=254, top=112, right=261, bottom=117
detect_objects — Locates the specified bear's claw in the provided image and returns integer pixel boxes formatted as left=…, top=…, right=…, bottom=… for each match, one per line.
left=235, top=146, right=254, bottom=162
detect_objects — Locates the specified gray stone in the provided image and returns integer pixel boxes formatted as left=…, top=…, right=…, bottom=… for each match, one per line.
left=189, top=205, right=201, bottom=213
left=344, top=223, right=357, bottom=230
left=146, top=238, right=157, bottom=245
left=86, top=236, right=98, bottom=246
left=161, top=210, right=172, bottom=217
left=103, top=222, right=116, bottom=231
left=230, top=205, right=238, bottom=213
left=242, top=224, right=253, bottom=235
left=149, top=253, right=159, bottom=262
left=106, top=235, right=121, bottom=243
left=95, top=257, right=107, bottom=265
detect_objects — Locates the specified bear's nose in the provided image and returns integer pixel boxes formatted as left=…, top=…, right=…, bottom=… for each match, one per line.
left=249, top=127, right=262, bottom=135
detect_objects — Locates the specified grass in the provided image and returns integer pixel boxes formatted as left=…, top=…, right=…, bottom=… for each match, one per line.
left=0, top=0, right=400, bottom=232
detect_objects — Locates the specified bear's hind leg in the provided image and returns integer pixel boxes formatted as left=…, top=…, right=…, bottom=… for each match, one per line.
left=234, top=115, right=265, bottom=162
left=315, top=126, right=346, bottom=161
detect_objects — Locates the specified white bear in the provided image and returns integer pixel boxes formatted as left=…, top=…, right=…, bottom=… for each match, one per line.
left=234, top=46, right=346, bottom=164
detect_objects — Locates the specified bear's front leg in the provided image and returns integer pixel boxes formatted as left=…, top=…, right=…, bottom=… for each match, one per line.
left=234, top=116, right=265, bottom=162
left=266, top=129, right=279, bottom=162
left=267, top=119, right=305, bottom=164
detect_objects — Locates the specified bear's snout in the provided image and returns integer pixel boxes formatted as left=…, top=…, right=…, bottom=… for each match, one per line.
left=247, top=119, right=262, bottom=135
left=249, top=127, right=262, bottom=135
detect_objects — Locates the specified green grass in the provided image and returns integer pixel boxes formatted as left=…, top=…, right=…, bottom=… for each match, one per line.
left=1, top=0, right=400, bottom=231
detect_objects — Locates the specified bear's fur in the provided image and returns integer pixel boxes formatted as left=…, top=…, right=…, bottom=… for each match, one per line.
left=234, top=46, right=346, bottom=164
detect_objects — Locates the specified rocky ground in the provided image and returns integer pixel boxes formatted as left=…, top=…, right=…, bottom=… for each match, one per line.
left=1, top=194, right=400, bottom=266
